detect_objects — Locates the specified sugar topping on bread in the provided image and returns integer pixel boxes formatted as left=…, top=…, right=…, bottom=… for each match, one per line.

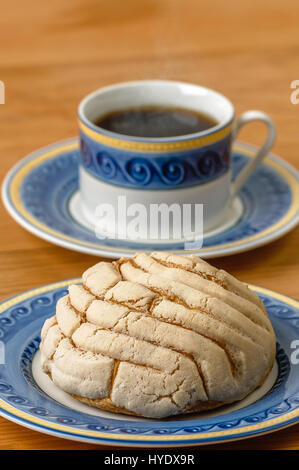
left=40, top=252, right=276, bottom=418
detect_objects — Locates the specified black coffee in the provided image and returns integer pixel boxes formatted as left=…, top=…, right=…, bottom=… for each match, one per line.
left=94, top=106, right=217, bottom=138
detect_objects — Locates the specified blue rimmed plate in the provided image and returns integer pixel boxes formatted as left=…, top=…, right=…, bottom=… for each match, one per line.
left=2, top=139, right=299, bottom=258
left=0, top=280, right=298, bottom=446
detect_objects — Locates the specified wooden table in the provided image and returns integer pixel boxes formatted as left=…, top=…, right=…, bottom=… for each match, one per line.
left=0, top=0, right=298, bottom=450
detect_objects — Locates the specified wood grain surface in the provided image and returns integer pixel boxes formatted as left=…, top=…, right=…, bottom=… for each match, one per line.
left=0, top=0, right=298, bottom=450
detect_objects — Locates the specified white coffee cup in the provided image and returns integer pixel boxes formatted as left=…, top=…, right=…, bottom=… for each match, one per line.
left=78, top=80, right=276, bottom=240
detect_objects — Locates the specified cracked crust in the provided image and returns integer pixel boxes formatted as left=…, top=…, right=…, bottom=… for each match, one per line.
left=40, top=252, right=276, bottom=419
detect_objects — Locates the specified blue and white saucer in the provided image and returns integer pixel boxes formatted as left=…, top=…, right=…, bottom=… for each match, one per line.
left=0, top=280, right=298, bottom=446
left=2, top=138, right=299, bottom=258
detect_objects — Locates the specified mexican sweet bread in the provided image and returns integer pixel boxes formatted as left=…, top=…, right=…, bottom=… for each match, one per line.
left=40, top=252, right=276, bottom=419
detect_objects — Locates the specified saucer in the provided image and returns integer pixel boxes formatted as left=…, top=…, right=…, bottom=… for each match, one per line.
left=2, top=138, right=299, bottom=258
left=0, top=280, right=298, bottom=446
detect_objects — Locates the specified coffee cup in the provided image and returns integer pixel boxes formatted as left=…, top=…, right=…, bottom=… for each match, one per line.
left=78, top=80, right=276, bottom=240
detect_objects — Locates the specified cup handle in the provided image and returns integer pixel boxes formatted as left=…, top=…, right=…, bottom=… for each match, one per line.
left=230, top=110, right=276, bottom=198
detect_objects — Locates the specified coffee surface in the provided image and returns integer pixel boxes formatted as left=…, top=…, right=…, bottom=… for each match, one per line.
left=94, top=106, right=218, bottom=138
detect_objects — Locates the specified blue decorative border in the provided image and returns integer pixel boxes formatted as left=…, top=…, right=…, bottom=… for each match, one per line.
left=17, top=147, right=292, bottom=251
left=79, top=132, right=231, bottom=189
left=2, top=138, right=299, bottom=260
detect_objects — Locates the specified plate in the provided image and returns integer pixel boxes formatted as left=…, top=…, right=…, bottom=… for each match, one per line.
left=2, top=139, right=299, bottom=258
left=0, top=280, right=298, bottom=446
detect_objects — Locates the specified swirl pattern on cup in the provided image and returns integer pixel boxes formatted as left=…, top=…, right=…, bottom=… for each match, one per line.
left=79, top=134, right=231, bottom=188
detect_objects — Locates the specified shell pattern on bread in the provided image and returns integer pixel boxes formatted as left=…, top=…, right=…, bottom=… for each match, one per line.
left=40, top=252, right=276, bottom=419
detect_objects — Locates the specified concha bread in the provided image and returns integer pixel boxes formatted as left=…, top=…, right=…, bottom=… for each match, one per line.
left=40, top=252, right=276, bottom=418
